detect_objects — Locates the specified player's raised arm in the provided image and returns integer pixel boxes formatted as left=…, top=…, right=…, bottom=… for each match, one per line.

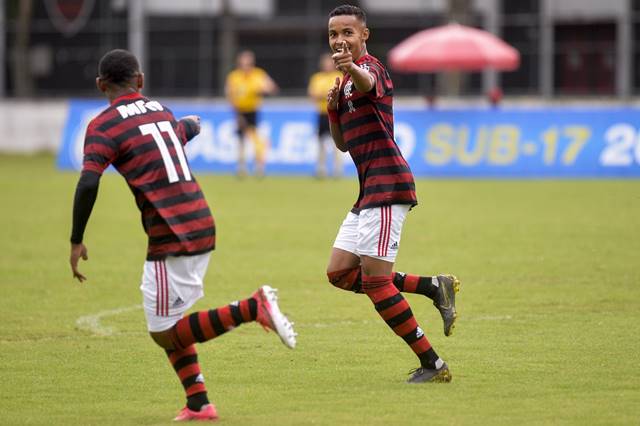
left=327, top=77, right=347, bottom=152
left=69, top=170, right=101, bottom=282
left=332, top=41, right=374, bottom=93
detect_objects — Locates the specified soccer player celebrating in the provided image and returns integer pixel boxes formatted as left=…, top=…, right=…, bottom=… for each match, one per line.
left=324, top=5, right=460, bottom=383
left=69, top=49, right=296, bottom=421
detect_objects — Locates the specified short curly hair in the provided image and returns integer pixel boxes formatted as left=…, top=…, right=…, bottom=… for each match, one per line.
left=98, top=49, right=140, bottom=86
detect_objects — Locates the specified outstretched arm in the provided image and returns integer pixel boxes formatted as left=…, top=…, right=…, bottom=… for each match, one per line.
left=178, top=115, right=201, bottom=142
left=70, top=170, right=101, bottom=282
left=332, top=41, right=374, bottom=93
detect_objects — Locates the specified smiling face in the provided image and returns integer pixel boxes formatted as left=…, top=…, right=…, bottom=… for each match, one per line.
left=328, top=14, right=369, bottom=60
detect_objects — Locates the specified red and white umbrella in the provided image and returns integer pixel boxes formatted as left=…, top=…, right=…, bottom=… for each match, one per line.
left=388, top=23, right=520, bottom=72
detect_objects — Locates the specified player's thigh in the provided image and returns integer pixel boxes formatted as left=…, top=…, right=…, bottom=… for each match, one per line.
left=328, top=211, right=361, bottom=272
left=149, top=330, right=174, bottom=349
left=140, top=252, right=210, bottom=333
left=327, top=247, right=360, bottom=273
left=356, top=204, right=410, bottom=266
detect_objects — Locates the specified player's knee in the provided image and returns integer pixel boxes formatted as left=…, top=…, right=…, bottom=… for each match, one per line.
left=327, top=269, right=340, bottom=287
left=327, top=267, right=361, bottom=292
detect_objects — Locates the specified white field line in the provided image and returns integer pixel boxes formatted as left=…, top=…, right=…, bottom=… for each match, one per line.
left=73, top=305, right=514, bottom=338
left=0, top=308, right=515, bottom=343
left=75, top=304, right=143, bottom=336
left=74, top=308, right=515, bottom=336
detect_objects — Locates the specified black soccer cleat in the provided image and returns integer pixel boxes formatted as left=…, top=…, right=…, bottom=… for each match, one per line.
left=433, top=274, right=460, bottom=337
left=406, top=363, right=452, bottom=383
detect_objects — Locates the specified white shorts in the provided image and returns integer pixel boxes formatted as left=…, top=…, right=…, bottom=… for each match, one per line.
left=140, top=252, right=211, bottom=332
left=333, top=204, right=410, bottom=263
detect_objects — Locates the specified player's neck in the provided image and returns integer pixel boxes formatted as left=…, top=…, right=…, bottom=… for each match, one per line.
left=107, top=87, right=140, bottom=104
left=353, top=46, right=368, bottom=62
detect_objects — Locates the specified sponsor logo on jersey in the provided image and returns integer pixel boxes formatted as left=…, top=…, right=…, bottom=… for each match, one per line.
left=344, top=80, right=353, bottom=98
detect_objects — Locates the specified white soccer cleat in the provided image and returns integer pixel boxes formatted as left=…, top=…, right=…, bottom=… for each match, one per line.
left=253, top=285, right=297, bottom=349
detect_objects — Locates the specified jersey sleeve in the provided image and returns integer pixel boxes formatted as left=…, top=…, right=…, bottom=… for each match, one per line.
left=163, top=107, right=196, bottom=145
left=82, top=123, right=118, bottom=175
left=362, top=60, right=391, bottom=100
left=176, top=118, right=199, bottom=144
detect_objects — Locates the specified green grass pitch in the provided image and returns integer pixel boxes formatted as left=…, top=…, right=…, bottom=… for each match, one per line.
left=1, top=154, right=639, bottom=425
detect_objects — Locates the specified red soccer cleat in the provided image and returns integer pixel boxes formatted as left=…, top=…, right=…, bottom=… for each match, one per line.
left=173, top=404, right=218, bottom=422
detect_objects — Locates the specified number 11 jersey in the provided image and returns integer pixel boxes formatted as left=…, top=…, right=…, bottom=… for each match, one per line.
left=82, top=92, right=215, bottom=260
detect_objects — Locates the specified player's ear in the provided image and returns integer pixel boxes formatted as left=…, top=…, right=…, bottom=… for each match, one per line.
left=362, top=27, right=370, bottom=42
left=96, top=77, right=107, bottom=93
left=137, top=72, right=145, bottom=90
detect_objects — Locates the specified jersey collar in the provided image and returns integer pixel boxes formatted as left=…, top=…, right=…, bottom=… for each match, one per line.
left=355, top=54, right=372, bottom=65
left=110, top=91, right=144, bottom=106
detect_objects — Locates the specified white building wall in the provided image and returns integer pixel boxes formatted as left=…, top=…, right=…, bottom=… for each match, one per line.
left=0, top=101, right=68, bottom=153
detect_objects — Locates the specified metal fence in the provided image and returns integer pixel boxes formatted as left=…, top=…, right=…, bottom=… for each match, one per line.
left=1, top=0, right=639, bottom=99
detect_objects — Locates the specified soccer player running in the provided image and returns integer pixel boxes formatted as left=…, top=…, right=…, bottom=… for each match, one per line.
left=225, top=50, right=278, bottom=178
left=308, top=53, right=344, bottom=178
left=325, top=5, right=460, bottom=383
left=69, top=49, right=296, bottom=421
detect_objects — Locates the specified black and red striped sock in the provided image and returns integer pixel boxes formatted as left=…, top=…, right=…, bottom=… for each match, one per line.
left=393, top=272, right=438, bottom=299
left=362, top=274, right=440, bottom=369
left=165, top=345, right=210, bottom=411
left=328, top=268, right=438, bottom=300
left=170, top=297, right=258, bottom=350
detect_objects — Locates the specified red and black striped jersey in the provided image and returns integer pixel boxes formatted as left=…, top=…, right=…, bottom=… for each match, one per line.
left=82, top=92, right=215, bottom=260
left=337, top=54, right=417, bottom=212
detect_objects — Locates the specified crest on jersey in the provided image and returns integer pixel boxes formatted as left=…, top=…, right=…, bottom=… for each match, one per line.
left=343, top=80, right=353, bottom=98
left=44, top=0, right=95, bottom=38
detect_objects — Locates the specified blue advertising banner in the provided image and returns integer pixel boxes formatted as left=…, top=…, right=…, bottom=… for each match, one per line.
left=57, top=100, right=640, bottom=177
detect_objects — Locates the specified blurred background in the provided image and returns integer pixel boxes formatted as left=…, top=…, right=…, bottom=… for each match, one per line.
left=1, top=0, right=640, bottom=177
left=2, top=0, right=637, bottom=98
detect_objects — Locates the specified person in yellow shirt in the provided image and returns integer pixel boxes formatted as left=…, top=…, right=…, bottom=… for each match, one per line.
left=225, top=50, right=278, bottom=177
left=308, top=53, right=343, bottom=178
